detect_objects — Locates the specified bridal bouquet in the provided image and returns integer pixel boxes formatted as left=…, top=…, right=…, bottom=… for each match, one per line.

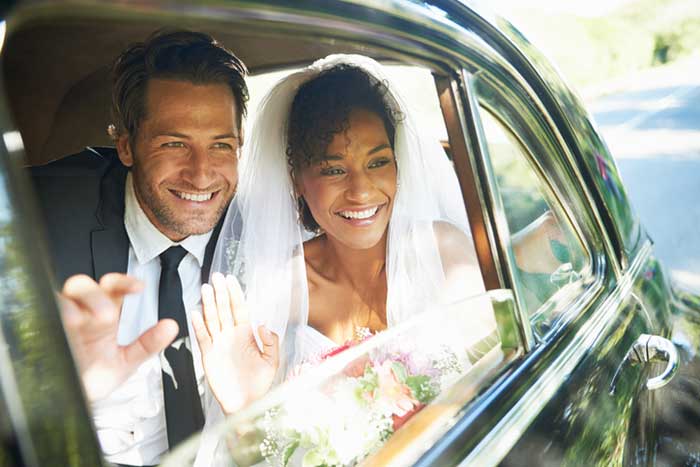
left=258, top=337, right=461, bottom=467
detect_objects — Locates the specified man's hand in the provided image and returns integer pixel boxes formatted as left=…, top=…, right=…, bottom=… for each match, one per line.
left=193, top=272, right=279, bottom=416
left=60, top=273, right=178, bottom=402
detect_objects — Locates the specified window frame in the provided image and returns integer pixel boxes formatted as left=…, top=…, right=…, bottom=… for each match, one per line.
left=456, top=67, right=612, bottom=348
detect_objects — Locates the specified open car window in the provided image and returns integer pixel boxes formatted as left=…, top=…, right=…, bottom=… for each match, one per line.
left=162, top=290, right=521, bottom=467
left=157, top=62, right=525, bottom=466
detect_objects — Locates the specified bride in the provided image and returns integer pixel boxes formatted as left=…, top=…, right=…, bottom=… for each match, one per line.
left=191, top=54, right=486, bottom=418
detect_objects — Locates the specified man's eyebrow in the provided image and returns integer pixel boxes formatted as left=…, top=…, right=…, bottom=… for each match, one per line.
left=152, top=132, right=240, bottom=140
left=154, top=132, right=190, bottom=139
left=213, top=133, right=240, bottom=140
left=368, top=143, right=391, bottom=155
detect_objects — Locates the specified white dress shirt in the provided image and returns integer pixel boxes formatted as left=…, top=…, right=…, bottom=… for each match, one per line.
left=91, top=173, right=217, bottom=466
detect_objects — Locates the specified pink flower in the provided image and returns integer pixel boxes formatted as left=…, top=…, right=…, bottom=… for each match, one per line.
left=392, top=403, right=425, bottom=431
left=343, top=355, right=371, bottom=378
left=373, top=361, right=419, bottom=418
left=320, top=342, right=353, bottom=360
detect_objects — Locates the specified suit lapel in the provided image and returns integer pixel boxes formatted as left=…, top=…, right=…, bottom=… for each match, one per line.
left=90, top=150, right=129, bottom=280
left=201, top=214, right=225, bottom=283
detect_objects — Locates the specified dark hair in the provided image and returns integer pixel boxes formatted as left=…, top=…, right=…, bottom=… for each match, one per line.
left=286, top=64, right=400, bottom=231
left=111, top=29, right=248, bottom=144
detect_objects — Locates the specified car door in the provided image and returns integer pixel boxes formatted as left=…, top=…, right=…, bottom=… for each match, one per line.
left=447, top=59, right=672, bottom=466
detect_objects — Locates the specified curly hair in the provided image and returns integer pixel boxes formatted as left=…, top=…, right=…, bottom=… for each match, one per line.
left=286, top=64, right=401, bottom=232
left=111, top=29, right=248, bottom=145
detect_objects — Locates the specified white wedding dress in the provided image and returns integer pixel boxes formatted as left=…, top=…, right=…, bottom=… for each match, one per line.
left=289, top=324, right=338, bottom=369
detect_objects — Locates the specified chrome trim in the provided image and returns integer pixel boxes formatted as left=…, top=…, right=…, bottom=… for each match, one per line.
left=462, top=70, right=534, bottom=350
left=460, top=240, right=653, bottom=466
left=628, top=334, right=680, bottom=390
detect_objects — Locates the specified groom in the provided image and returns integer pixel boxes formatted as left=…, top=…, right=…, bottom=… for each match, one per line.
left=31, top=30, right=248, bottom=466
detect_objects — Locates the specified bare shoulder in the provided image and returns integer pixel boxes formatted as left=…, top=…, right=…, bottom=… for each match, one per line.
left=433, top=221, right=475, bottom=261
left=432, top=221, right=485, bottom=297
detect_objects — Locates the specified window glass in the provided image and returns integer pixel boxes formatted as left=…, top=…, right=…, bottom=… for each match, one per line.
left=478, top=106, right=591, bottom=335
left=162, top=292, right=520, bottom=467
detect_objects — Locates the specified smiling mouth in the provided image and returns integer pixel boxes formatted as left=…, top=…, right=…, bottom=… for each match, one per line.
left=337, top=205, right=383, bottom=220
left=171, top=190, right=217, bottom=202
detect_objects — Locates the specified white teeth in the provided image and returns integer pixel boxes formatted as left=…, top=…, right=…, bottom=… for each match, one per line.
left=176, top=191, right=213, bottom=202
left=339, top=206, right=379, bottom=220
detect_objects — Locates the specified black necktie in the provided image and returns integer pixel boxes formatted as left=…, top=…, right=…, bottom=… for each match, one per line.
left=158, top=246, right=204, bottom=448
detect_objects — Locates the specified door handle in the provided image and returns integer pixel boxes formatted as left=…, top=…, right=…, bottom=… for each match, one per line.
left=627, top=334, right=679, bottom=390
left=610, top=334, right=679, bottom=393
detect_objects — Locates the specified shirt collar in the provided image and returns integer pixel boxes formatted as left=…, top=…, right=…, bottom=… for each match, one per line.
left=124, top=173, right=213, bottom=266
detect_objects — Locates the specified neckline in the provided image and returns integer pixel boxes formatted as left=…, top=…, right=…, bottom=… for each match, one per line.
left=300, top=324, right=340, bottom=347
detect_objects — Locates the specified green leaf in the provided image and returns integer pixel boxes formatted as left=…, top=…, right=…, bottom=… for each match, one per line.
left=356, top=366, right=378, bottom=397
left=406, top=375, right=438, bottom=403
left=391, top=361, right=408, bottom=382
left=283, top=440, right=300, bottom=466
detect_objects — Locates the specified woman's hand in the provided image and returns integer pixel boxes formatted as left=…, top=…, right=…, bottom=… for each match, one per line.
left=193, top=272, right=279, bottom=415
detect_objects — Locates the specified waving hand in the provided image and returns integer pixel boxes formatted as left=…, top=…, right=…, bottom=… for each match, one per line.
left=193, top=272, right=279, bottom=415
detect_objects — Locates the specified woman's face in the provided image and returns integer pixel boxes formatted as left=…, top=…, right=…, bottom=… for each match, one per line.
left=297, top=108, right=397, bottom=251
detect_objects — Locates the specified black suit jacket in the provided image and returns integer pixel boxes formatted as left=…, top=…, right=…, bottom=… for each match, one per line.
left=31, top=147, right=222, bottom=286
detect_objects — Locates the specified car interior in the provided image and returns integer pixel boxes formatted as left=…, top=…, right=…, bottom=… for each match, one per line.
left=4, top=17, right=402, bottom=166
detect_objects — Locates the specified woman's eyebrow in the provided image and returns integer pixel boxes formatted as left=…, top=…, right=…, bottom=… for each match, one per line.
left=320, top=154, right=344, bottom=161
left=367, top=143, right=391, bottom=155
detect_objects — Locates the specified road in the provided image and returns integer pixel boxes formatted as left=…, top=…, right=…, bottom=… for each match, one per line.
left=589, top=57, right=700, bottom=292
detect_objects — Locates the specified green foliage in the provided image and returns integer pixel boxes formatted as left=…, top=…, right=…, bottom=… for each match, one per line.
left=356, top=365, right=378, bottom=401
left=283, top=440, right=300, bottom=466
left=405, top=375, right=439, bottom=404
left=653, top=17, right=700, bottom=64
left=504, top=0, right=700, bottom=90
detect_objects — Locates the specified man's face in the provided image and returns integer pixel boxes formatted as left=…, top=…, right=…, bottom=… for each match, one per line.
left=116, top=79, right=240, bottom=241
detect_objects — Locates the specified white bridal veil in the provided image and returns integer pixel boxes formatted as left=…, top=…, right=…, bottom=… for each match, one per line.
left=210, top=54, right=484, bottom=373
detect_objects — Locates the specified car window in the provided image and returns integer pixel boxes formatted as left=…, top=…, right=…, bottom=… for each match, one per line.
left=475, top=104, right=593, bottom=338
left=160, top=63, right=523, bottom=466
